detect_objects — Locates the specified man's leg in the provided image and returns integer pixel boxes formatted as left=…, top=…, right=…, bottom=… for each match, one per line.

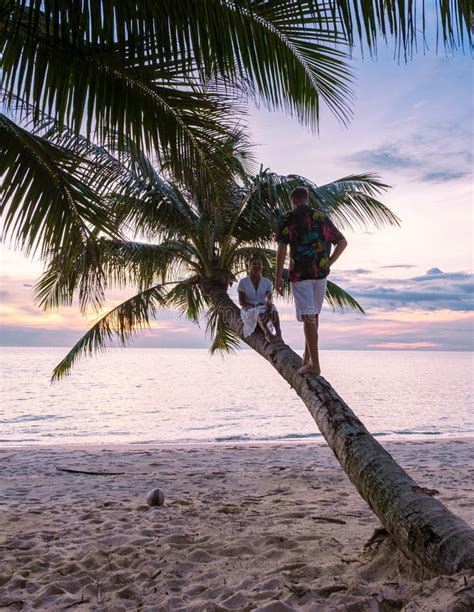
left=297, top=314, right=320, bottom=375
left=303, top=340, right=309, bottom=365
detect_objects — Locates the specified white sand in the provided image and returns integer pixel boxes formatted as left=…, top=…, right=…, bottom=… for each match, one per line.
left=0, top=439, right=473, bottom=611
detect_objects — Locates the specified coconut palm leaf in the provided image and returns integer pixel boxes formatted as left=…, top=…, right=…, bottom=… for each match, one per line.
left=99, top=239, right=200, bottom=291
left=34, top=238, right=107, bottom=313
left=334, top=0, right=472, bottom=55
left=2, top=39, right=235, bottom=194
left=309, top=173, right=400, bottom=230
left=35, top=239, right=199, bottom=312
left=34, top=237, right=100, bottom=314
left=259, top=172, right=398, bottom=230
left=225, top=170, right=396, bottom=252
left=51, top=284, right=168, bottom=380
left=221, top=169, right=288, bottom=251
left=0, top=114, right=120, bottom=258
left=166, top=279, right=208, bottom=323
left=326, top=280, right=364, bottom=313
left=206, top=306, right=242, bottom=354
left=3, top=1, right=469, bottom=143
left=114, top=180, right=199, bottom=241
left=0, top=1, right=351, bottom=137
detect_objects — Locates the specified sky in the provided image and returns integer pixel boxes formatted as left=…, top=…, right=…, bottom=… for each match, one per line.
left=1, top=36, right=473, bottom=352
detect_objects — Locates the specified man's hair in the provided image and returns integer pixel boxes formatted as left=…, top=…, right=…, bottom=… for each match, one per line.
left=249, top=255, right=262, bottom=264
left=290, top=186, right=309, bottom=202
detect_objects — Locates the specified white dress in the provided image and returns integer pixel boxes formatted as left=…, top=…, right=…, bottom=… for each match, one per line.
left=237, top=276, right=275, bottom=337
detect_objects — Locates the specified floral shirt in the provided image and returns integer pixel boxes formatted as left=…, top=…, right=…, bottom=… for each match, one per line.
left=275, top=205, right=345, bottom=282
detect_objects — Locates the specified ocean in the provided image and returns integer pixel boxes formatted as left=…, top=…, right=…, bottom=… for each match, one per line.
left=0, top=348, right=472, bottom=446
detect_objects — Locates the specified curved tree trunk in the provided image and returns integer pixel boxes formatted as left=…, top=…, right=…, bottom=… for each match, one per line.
left=204, top=280, right=474, bottom=575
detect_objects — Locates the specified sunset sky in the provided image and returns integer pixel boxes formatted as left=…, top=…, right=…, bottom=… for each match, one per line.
left=1, top=40, right=472, bottom=351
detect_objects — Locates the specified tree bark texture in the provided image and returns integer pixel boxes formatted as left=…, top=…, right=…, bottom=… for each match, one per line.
left=205, top=281, right=474, bottom=575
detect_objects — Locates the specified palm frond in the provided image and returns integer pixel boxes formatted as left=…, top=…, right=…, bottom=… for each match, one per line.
left=0, top=114, right=118, bottom=258
left=206, top=306, right=241, bottom=354
left=101, top=239, right=199, bottom=287
left=3, top=1, right=469, bottom=151
left=52, top=284, right=167, bottom=380
left=234, top=171, right=398, bottom=235
left=1, top=19, right=237, bottom=192
left=221, top=170, right=397, bottom=267
left=326, top=280, right=364, bottom=313
left=166, top=279, right=208, bottom=323
left=333, top=0, right=472, bottom=56
left=34, top=238, right=106, bottom=313
left=0, top=1, right=353, bottom=135
left=114, top=179, right=199, bottom=241
left=222, top=169, right=288, bottom=249
left=311, top=173, right=399, bottom=231
left=35, top=239, right=198, bottom=312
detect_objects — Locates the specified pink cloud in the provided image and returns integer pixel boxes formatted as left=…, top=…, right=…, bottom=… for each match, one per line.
left=367, top=341, right=440, bottom=349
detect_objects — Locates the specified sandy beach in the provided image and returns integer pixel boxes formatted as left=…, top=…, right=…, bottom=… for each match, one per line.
left=0, top=438, right=473, bottom=611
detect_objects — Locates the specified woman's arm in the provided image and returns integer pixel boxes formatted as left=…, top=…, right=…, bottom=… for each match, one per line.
left=238, top=291, right=253, bottom=308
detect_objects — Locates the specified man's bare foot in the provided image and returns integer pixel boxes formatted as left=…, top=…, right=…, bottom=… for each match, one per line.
left=296, top=363, right=321, bottom=376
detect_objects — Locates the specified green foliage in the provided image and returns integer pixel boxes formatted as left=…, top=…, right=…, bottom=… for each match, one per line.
left=309, top=174, right=400, bottom=230
left=206, top=307, right=242, bottom=355
left=51, top=284, right=167, bottom=380
left=166, top=280, right=209, bottom=323
left=221, top=170, right=398, bottom=263
left=34, top=239, right=106, bottom=313
left=0, top=114, right=120, bottom=258
left=326, top=280, right=364, bottom=313
left=1, top=0, right=468, bottom=272
left=0, top=0, right=352, bottom=139
left=334, top=0, right=472, bottom=56
left=45, top=160, right=395, bottom=377
left=4, top=1, right=463, bottom=376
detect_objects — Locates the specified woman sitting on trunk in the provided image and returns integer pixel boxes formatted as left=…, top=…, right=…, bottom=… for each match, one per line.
left=237, top=256, right=283, bottom=343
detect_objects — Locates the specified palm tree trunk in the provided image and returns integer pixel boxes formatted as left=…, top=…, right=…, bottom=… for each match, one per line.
left=204, top=280, right=474, bottom=575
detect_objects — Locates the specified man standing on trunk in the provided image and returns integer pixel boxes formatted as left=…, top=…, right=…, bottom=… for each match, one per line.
left=275, top=187, right=347, bottom=375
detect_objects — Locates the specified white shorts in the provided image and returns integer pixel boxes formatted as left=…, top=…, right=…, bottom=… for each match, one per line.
left=291, top=278, right=327, bottom=322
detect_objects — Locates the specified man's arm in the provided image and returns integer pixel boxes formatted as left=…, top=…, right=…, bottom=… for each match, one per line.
left=275, top=243, right=287, bottom=295
left=329, top=238, right=348, bottom=267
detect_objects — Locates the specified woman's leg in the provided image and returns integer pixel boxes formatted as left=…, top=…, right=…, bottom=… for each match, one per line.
left=257, top=312, right=275, bottom=342
left=271, top=308, right=283, bottom=341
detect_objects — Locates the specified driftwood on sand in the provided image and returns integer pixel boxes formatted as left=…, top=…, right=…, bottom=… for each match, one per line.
left=56, top=467, right=125, bottom=476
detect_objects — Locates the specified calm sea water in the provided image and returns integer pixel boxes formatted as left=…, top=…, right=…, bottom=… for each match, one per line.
left=0, top=348, right=472, bottom=446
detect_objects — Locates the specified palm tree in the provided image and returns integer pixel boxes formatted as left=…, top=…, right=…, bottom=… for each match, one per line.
left=37, top=141, right=474, bottom=574
left=46, top=163, right=396, bottom=377
left=2, top=1, right=473, bottom=575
